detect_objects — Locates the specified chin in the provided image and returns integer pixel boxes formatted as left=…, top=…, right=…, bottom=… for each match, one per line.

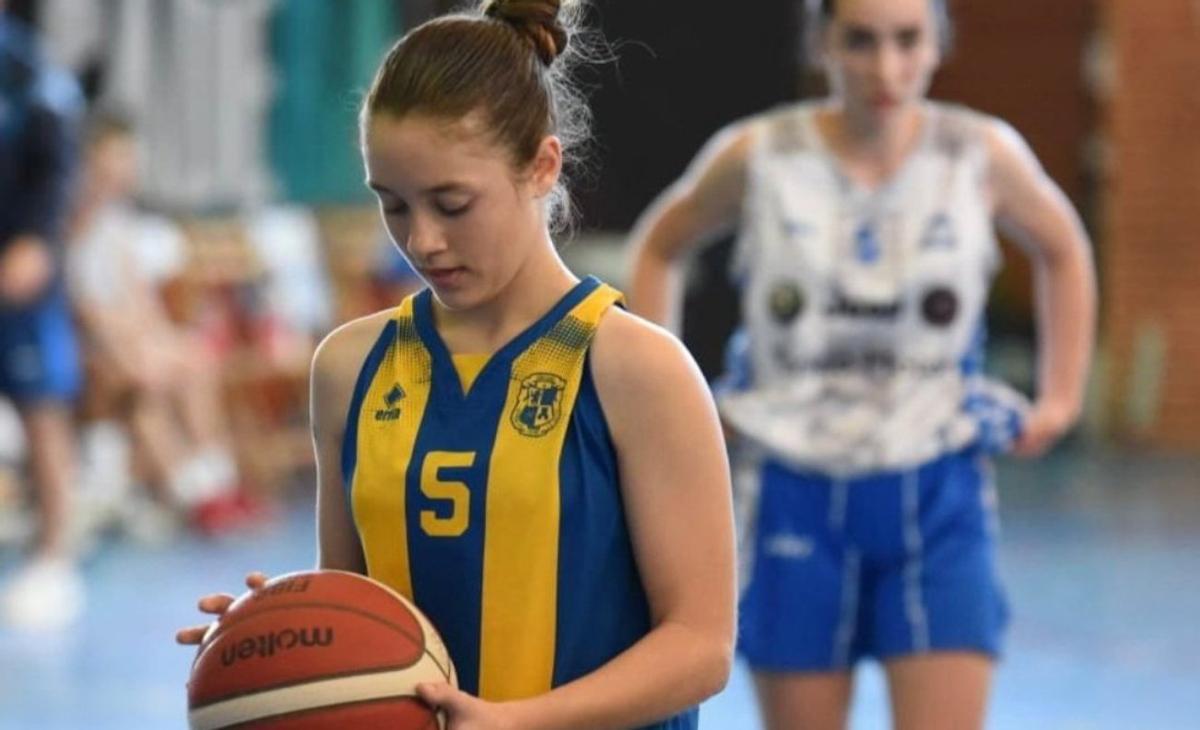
left=427, top=283, right=487, bottom=312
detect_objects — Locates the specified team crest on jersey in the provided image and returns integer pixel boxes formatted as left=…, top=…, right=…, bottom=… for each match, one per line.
left=374, top=383, right=406, bottom=422
left=511, top=373, right=566, bottom=437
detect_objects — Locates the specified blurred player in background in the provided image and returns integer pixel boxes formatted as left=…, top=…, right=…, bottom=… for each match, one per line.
left=0, top=0, right=86, bottom=630
left=628, top=0, right=1097, bottom=727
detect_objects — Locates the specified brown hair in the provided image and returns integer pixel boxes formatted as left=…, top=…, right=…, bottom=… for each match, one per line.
left=362, top=0, right=593, bottom=233
left=84, top=108, right=135, bottom=149
left=807, top=0, right=954, bottom=57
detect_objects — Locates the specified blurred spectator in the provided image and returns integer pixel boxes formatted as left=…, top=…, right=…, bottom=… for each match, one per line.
left=0, top=3, right=85, bottom=630
left=67, top=111, right=264, bottom=537
left=369, top=228, right=424, bottom=311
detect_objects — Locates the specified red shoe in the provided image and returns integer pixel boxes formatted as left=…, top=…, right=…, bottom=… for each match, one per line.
left=231, top=488, right=275, bottom=523
left=189, top=492, right=250, bottom=537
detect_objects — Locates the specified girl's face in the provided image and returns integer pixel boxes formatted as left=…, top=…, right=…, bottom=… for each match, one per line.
left=820, top=0, right=941, bottom=118
left=363, top=113, right=560, bottom=311
left=88, top=133, right=138, bottom=200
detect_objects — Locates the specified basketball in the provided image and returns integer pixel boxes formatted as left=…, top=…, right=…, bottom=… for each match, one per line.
left=187, top=570, right=455, bottom=730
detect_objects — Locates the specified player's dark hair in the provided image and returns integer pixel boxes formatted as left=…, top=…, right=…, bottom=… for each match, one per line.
left=362, top=0, right=595, bottom=234
left=807, top=0, right=954, bottom=56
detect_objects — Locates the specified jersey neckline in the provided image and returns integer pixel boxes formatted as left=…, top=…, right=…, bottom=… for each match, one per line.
left=801, top=101, right=936, bottom=199
left=411, top=275, right=601, bottom=401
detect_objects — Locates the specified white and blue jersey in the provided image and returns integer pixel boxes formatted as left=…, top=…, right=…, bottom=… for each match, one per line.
left=727, top=102, right=1022, bottom=669
left=723, top=101, right=1026, bottom=476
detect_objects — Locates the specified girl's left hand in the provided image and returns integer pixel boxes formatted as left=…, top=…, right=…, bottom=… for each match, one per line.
left=1011, top=400, right=1077, bottom=458
left=417, top=683, right=521, bottom=730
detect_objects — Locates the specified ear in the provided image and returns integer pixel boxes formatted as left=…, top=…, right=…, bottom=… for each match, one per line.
left=529, top=135, right=563, bottom=198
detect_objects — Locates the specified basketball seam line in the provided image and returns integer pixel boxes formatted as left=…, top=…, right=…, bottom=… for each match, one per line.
left=189, top=664, right=427, bottom=710
left=220, top=693, right=434, bottom=729
left=188, top=664, right=448, bottom=730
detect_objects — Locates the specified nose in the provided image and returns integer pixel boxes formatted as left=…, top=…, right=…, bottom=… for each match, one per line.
left=871, top=43, right=903, bottom=90
left=403, top=213, right=447, bottom=262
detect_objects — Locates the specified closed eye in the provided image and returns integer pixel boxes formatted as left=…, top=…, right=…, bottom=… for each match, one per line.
left=383, top=200, right=409, bottom=216
left=437, top=202, right=471, bottom=218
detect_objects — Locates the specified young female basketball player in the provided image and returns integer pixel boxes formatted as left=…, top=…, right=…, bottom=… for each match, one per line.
left=627, top=0, right=1096, bottom=728
left=178, top=2, right=735, bottom=728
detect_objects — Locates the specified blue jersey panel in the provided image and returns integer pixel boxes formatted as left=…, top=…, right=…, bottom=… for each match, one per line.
left=553, top=360, right=649, bottom=681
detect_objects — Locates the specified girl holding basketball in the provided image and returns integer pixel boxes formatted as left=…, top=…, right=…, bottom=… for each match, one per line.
left=179, top=1, right=735, bottom=728
left=627, top=0, right=1095, bottom=728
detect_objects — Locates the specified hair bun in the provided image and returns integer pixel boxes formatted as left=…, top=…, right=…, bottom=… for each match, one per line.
left=483, top=0, right=569, bottom=65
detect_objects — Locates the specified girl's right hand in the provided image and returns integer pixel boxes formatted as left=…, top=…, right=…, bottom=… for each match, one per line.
left=174, top=572, right=268, bottom=645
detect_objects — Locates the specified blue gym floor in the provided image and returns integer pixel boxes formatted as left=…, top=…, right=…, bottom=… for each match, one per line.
left=1, top=446, right=1197, bottom=729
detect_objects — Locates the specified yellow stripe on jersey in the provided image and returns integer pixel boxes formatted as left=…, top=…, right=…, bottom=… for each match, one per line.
left=352, top=296, right=431, bottom=600
left=479, top=284, right=624, bottom=699
left=451, top=353, right=489, bottom=394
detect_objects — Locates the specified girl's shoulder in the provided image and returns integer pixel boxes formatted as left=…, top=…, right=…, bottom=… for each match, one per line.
left=925, top=100, right=1018, bottom=155
left=311, top=306, right=403, bottom=395
left=588, top=308, right=705, bottom=425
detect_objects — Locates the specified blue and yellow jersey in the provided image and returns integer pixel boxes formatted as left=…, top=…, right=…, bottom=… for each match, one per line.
left=342, top=276, right=696, bottom=729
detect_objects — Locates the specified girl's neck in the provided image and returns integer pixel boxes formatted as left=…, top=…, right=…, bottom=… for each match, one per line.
left=816, top=101, right=928, bottom=190
left=433, top=234, right=577, bottom=355
left=823, top=100, right=925, bottom=163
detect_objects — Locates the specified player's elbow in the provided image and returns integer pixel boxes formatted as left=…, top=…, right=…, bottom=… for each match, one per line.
left=712, top=635, right=736, bottom=695
left=692, top=630, right=736, bottom=702
left=632, top=189, right=700, bottom=264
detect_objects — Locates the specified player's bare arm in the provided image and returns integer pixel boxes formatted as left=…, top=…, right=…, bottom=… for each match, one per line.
left=627, top=120, right=758, bottom=327
left=310, top=311, right=397, bottom=573
left=987, top=119, right=1097, bottom=456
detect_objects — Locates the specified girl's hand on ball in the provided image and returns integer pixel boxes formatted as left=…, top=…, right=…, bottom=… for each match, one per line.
left=175, top=572, right=269, bottom=645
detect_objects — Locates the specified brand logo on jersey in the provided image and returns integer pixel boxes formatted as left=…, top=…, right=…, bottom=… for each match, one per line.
left=854, top=223, right=882, bottom=264
left=375, top=383, right=406, bottom=422
left=826, top=287, right=900, bottom=320
left=768, top=280, right=805, bottom=325
left=511, top=373, right=566, bottom=437
left=921, top=212, right=956, bottom=250
left=763, top=532, right=814, bottom=560
left=920, top=286, right=959, bottom=326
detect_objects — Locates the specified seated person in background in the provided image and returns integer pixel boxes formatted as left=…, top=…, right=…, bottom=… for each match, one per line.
left=66, top=113, right=263, bottom=536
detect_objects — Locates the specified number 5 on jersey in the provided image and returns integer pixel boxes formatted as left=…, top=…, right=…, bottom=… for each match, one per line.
left=420, top=451, right=475, bottom=537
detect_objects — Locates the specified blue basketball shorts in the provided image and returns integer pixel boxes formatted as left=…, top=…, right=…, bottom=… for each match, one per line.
left=0, top=296, right=81, bottom=403
left=738, top=447, right=1008, bottom=671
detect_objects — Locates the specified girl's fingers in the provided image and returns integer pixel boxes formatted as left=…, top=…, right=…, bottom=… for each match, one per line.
left=175, top=624, right=211, bottom=645
left=197, top=593, right=236, bottom=615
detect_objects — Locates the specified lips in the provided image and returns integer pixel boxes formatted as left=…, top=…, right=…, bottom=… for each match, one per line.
left=423, top=266, right=466, bottom=288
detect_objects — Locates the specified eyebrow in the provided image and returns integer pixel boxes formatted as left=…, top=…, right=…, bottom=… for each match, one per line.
left=366, top=180, right=470, bottom=196
left=842, top=23, right=875, bottom=35
left=841, top=22, right=923, bottom=34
